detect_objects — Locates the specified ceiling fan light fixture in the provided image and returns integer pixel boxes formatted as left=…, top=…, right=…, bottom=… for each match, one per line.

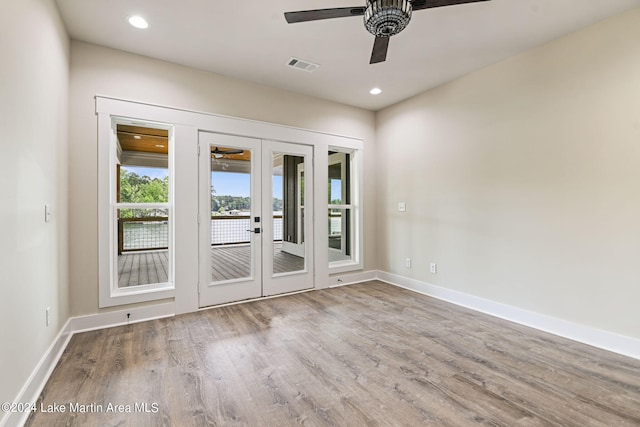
left=364, top=0, right=412, bottom=37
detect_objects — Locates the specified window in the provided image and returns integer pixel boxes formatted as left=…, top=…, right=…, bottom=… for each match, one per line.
left=328, top=149, right=361, bottom=271
left=99, top=117, right=175, bottom=307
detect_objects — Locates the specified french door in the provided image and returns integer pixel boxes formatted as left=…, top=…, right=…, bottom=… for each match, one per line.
left=198, top=132, right=314, bottom=307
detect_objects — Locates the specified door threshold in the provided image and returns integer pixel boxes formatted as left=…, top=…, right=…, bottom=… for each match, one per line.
left=198, top=287, right=315, bottom=311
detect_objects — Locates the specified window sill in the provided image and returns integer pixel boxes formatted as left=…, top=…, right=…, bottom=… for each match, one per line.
left=99, top=283, right=175, bottom=308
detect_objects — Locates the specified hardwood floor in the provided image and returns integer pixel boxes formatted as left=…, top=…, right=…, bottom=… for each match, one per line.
left=26, top=281, right=640, bottom=426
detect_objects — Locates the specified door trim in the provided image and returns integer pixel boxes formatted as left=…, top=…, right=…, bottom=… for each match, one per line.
left=96, top=96, right=364, bottom=315
left=261, top=140, right=314, bottom=298
left=198, top=132, right=263, bottom=307
left=198, top=134, right=315, bottom=307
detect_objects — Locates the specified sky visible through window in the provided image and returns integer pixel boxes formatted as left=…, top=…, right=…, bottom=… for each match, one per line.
left=212, top=172, right=252, bottom=198
left=211, top=172, right=283, bottom=200
left=125, top=166, right=167, bottom=180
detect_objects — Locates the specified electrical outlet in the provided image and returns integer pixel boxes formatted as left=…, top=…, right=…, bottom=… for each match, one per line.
left=46, top=307, right=51, bottom=327
left=405, top=258, right=412, bottom=268
left=430, top=263, right=437, bottom=274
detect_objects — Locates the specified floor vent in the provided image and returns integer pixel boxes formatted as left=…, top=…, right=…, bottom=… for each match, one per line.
left=286, top=57, right=320, bottom=73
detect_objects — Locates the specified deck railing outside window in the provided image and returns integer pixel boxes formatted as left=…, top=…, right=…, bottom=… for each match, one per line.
left=119, top=217, right=169, bottom=252
left=118, top=215, right=283, bottom=253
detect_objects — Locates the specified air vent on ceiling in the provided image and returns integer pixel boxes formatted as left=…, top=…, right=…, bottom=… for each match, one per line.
left=286, top=57, right=320, bottom=73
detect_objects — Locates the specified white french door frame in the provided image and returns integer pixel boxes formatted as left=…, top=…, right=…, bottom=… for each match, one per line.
left=198, top=134, right=315, bottom=307
left=197, top=133, right=263, bottom=307
left=96, top=96, right=363, bottom=316
left=261, top=140, right=314, bottom=298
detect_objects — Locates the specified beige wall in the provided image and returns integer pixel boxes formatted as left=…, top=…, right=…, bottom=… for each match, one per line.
left=2, top=2, right=638, bottom=410
left=376, top=9, right=640, bottom=339
left=69, top=41, right=377, bottom=316
left=0, top=0, right=69, bottom=406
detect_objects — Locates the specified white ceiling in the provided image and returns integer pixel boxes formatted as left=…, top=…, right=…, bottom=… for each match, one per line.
left=55, top=0, right=639, bottom=111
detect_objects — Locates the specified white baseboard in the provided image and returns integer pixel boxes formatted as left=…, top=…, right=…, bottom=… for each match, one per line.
left=2, top=303, right=177, bottom=427
left=376, top=270, right=640, bottom=361
left=6, top=272, right=638, bottom=427
left=69, top=302, right=176, bottom=334
left=1, top=319, right=73, bottom=427
left=328, top=270, right=377, bottom=288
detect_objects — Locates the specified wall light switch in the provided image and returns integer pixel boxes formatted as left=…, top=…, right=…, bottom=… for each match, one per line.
left=44, top=204, right=52, bottom=222
left=398, top=202, right=406, bottom=212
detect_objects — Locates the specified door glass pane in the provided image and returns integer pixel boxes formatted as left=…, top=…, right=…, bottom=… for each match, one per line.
left=273, top=153, right=305, bottom=275
left=210, top=145, right=252, bottom=282
left=117, top=208, right=169, bottom=287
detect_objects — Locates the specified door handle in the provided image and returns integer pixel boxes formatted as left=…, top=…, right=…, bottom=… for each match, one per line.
left=247, top=228, right=262, bottom=234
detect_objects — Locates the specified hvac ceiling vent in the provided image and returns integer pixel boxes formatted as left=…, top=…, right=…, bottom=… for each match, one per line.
left=286, top=57, right=320, bottom=73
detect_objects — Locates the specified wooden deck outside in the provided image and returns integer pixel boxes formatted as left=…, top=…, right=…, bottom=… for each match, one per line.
left=118, top=250, right=169, bottom=287
left=208, top=243, right=305, bottom=282
left=117, top=243, right=305, bottom=287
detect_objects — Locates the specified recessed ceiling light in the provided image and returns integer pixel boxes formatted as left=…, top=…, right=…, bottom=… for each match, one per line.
left=155, top=144, right=165, bottom=148
left=128, top=15, right=149, bottom=29
left=133, top=135, right=142, bottom=139
left=370, top=87, right=382, bottom=95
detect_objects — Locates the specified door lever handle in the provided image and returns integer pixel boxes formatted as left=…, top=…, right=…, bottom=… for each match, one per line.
left=246, top=228, right=262, bottom=234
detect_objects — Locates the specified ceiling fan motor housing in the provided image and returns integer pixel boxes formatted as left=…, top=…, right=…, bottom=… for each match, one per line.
left=364, top=0, right=412, bottom=37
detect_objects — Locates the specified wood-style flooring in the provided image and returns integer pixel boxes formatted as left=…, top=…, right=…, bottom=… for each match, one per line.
left=26, top=281, right=640, bottom=426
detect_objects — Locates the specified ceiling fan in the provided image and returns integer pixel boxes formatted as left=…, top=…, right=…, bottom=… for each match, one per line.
left=285, top=0, right=490, bottom=64
left=211, top=147, right=244, bottom=159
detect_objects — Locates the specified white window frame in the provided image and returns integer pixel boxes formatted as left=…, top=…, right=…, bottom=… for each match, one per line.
left=328, top=146, right=363, bottom=273
left=97, top=95, right=365, bottom=312
left=98, top=115, right=175, bottom=307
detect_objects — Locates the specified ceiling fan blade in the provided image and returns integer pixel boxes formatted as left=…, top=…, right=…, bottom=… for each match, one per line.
left=212, top=147, right=244, bottom=155
left=285, top=7, right=366, bottom=24
left=370, top=36, right=390, bottom=64
left=411, top=0, right=490, bottom=12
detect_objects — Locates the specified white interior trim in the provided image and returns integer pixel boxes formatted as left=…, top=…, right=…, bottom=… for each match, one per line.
left=98, top=115, right=176, bottom=308
left=69, top=302, right=176, bottom=334
left=328, top=270, right=377, bottom=287
left=376, top=270, right=640, bottom=361
left=6, top=269, right=639, bottom=427
left=1, top=319, right=73, bottom=427
left=2, top=272, right=374, bottom=427
left=327, top=144, right=364, bottom=275
left=96, top=95, right=365, bottom=312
